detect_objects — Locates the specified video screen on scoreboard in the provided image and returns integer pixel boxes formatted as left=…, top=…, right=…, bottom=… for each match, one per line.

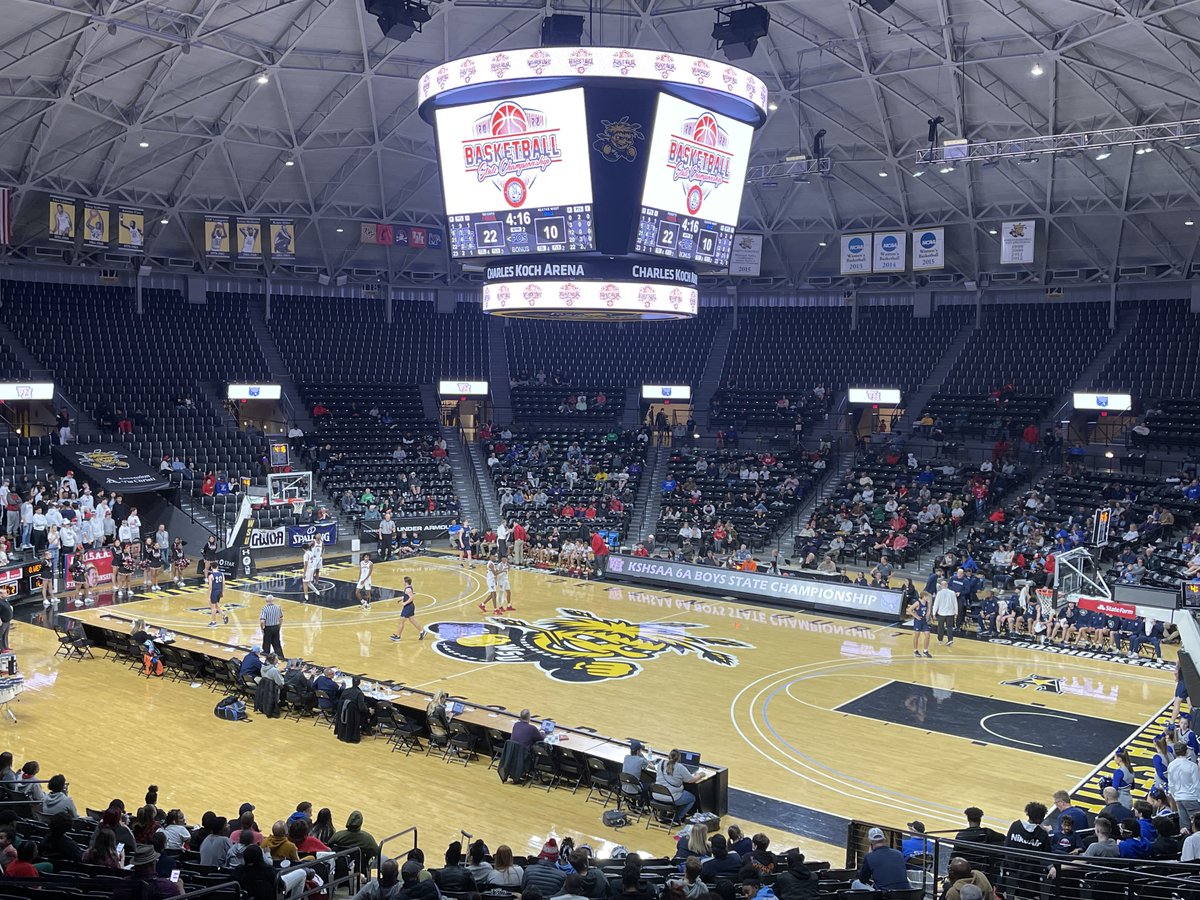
left=634, top=94, right=753, bottom=267
left=435, top=87, right=596, bottom=258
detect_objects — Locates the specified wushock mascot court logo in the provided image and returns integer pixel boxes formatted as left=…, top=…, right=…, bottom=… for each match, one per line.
left=427, top=607, right=753, bottom=683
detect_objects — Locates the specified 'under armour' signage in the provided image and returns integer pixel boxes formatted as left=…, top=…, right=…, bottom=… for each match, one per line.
left=605, top=554, right=903, bottom=617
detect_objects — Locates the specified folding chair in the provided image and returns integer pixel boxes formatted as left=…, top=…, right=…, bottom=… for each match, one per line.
left=584, top=757, right=618, bottom=806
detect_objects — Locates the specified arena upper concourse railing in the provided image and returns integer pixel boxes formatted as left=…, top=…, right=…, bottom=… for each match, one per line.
left=845, top=819, right=1200, bottom=900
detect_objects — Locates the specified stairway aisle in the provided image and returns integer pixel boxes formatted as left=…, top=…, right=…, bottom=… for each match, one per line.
left=442, top=426, right=485, bottom=529
left=247, top=300, right=314, bottom=433
left=895, top=318, right=977, bottom=432
left=774, top=451, right=853, bottom=555
left=693, top=309, right=733, bottom=429
left=463, top=433, right=503, bottom=530
left=631, top=445, right=668, bottom=544
left=488, top=317, right=512, bottom=424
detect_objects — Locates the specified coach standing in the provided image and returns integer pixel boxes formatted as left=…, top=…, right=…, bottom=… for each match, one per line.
left=932, top=579, right=959, bottom=647
left=260, top=594, right=284, bottom=657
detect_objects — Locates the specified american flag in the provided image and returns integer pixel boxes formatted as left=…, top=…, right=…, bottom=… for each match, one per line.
left=0, top=188, right=10, bottom=245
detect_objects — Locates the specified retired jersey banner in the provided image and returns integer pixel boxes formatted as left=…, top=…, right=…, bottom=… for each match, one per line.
left=840, top=233, right=872, bottom=275
left=872, top=231, right=906, bottom=273
left=82, top=205, right=110, bottom=249
left=204, top=216, right=230, bottom=258
left=236, top=218, right=263, bottom=259
left=1000, top=220, right=1036, bottom=265
left=912, top=227, right=945, bottom=271
left=117, top=207, right=144, bottom=252
left=49, top=197, right=75, bottom=243
left=269, top=219, right=295, bottom=260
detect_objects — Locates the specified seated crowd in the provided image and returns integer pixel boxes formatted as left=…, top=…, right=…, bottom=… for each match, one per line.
left=481, top=425, right=646, bottom=544
left=648, top=444, right=824, bottom=564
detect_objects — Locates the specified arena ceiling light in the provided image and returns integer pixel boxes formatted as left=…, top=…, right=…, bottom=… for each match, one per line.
left=712, top=3, right=770, bottom=61
left=1030, top=61, right=1045, bottom=77
left=917, top=118, right=1200, bottom=167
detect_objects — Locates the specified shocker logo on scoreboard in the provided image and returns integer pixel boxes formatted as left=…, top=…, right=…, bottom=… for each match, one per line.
left=666, top=110, right=734, bottom=215
left=426, top=607, right=753, bottom=683
left=461, top=100, right=562, bottom=208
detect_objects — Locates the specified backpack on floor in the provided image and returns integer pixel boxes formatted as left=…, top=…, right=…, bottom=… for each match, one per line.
left=214, top=695, right=249, bottom=722
left=602, top=810, right=629, bottom=828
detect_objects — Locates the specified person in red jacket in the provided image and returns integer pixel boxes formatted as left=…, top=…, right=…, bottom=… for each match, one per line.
left=590, top=531, right=609, bottom=577
left=511, top=520, right=527, bottom=567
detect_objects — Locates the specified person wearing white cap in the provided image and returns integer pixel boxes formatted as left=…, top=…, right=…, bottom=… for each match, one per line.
left=851, top=828, right=909, bottom=891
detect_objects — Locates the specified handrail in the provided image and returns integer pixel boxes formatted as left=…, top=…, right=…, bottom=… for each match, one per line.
left=173, top=879, right=240, bottom=899
left=377, top=825, right=420, bottom=873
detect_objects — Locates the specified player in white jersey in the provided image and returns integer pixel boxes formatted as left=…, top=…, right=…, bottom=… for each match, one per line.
left=239, top=224, right=259, bottom=255
left=480, top=554, right=502, bottom=612
left=125, top=220, right=142, bottom=247
left=302, top=540, right=321, bottom=601
left=356, top=554, right=374, bottom=609
left=496, top=556, right=513, bottom=612
left=53, top=204, right=72, bottom=237
left=209, top=221, right=226, bottom=252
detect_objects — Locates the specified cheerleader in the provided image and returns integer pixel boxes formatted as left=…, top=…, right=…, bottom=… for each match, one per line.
left=69, top=551, right=89, bottom=606
left=1112, top=746, right=1136, bottom=808
left=115, top=541, right=136, bottom=597
left=1152, top=732, right=1174, bottom=801
left=171, top=538, right=189, bottom=586
left=143, top=536, right=164, bottom=592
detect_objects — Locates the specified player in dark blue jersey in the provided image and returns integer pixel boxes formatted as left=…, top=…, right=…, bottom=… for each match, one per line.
left=207, top=567, right=228, bottom=627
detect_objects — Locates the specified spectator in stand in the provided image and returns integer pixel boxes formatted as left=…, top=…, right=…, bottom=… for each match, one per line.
left=852, top=828, right=908, bottom=891
left=943, top=857, right=994, bottom=900
left=1004, top=801, right=1051, bottom=899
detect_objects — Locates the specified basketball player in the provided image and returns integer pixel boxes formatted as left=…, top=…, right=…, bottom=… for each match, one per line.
left=357, top=554, right=374, bottom=609
left=481, top=554, right=501, bottom=613
left=302, top=540, right=321, bottom=601
left=457, top=519, right=474, bottom=567
left=124, top=219, right=142, bottom=248
left=53, top=203, right=72, bottom=237
left=209, top=221, right=227, bottom=253
left=207, top=565, right=228, bottom=627
left=86, top=210, right=104, bottom=241
left=389, top=576, right=425, bottom=641
left=239, top=224, right=259, bottom=255
left=496, top=555, right=513, bottom=612
left=908, top=591, right=931, bottom=658
left=273, top=225, right=292, bottom=255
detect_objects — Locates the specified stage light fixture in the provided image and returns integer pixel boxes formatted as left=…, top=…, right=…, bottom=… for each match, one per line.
left=812, top=128, right=826, bottom=161
left=865, top=0, right=895, bottom=11
left=712, top=3, right=770, bottom=61
left=540, top=14, right=584, bottom=47
left=367, top=0, right=431, bottom=42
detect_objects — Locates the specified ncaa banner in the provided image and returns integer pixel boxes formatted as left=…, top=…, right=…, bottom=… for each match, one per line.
left=269, top=219, right=295, bottom=260
left=117, top=207, right=144, bottom=252
left=248, top=526, right=287, bottom=550
left=49, top=196, right=76, bottom=243
left=872, top=231, right=906, bottom=273
left=204, top=215, right=230, bottom=258
left=912, top=227, right=945, bottom=270
left=1000, top=219, right=1036, bottom=265
left=236, top=218, right=263, bottom=259
left=82, top=205, right=110, bottom=249
left=287, top=521, right=337, bottom=547
left=840, top=233, right=872, bottom=274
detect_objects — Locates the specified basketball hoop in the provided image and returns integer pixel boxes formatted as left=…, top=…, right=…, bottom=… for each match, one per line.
left=290, top=499, right=306, bottom=517
left=1036, top=587, right=1055, bottom=616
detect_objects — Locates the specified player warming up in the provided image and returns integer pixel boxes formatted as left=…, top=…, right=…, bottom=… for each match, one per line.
left=481, top=554, right=502, bottom=613
left=497, top=555, right=514, bottom=612
left=457, top=519, right=474, bottom=567
left=390, top=576, right=426, bottom=641
left=357, top=554, right=374, bottom=610
left=302, top=540, right=321, bottom=601
left=207, top=566, right=228, bottom=627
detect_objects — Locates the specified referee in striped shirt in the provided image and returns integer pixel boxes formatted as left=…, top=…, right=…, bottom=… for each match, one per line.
left=259, top=594, right=284, bottom=657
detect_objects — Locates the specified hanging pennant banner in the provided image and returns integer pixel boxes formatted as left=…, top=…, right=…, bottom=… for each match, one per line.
left=236, top=218, right=263, bottom=259
left=912, top=227, right=945, bottom=271
left=728, top=232, right=763, bottom=276
left=117, top=207, right=144, bottom=252
left=82, top=205, right=110, bottom=249
left=48, top=197, right=76, bottom=243
left=872, top=231, right=906, bottom=272
left=1000, top=220, right=1036, bottom=265
left=204, top=216, right=230, bottom=258
left=427, top=227, right=444, bottom=249
left=840, top=233, right=872, bottom=274
left=360, top=222, right=378, bottom=244
left=270, top=219, right=295, bottom=260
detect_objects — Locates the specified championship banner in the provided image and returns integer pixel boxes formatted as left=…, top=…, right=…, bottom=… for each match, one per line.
left=248, top=526, right=287, bottom=550
left=236, top=218, right=262, bottom=259
left=64, top=548, right=114, bottom=590
left=49, top=197, right=75, bottom=243
left=82, top=205, right=110, bottom=249
left=117, top=207, right=144, bottom=252
left=840, top=233, right=872, bottom=275
left=360, top=221, right=444, bottom=250
left=1000, top=219, right=1036, bottom=265
left=360, top=222, right=378, bottom=244
left=727, top=233, right=763, bottom=276
left=912, top=227, right=945, bottom=271
left=269, top=219, right=295, bottom=260
left=53, top=444, right=171, bottom=492
left=287, top=521, right=336, bottom=547
left=872, top=231, right=906, bottom=273
left=204, top=215, right=230, bottom=258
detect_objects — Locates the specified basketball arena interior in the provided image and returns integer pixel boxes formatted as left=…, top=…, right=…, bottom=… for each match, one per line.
left=0, top=1, right=1199, bottom=899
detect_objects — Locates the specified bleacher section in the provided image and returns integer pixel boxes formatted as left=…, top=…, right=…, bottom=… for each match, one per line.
left=504, top=312, right=725, bottom=387
left=925, top=301, right=1111, bottom=434
left=654, top=446, right=820, bottom=553
left=268, top=297, right=487, bottom=382
left=482, top=427, right=646, bottom=542
left=510, top=386, right=624, bottom=421
left=0, top=282, right=272, bottom=506
left=297, top=384, right=459, bottom=529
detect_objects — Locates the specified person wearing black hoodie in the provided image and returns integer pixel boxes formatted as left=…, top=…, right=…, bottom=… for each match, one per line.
left=564, top=848, right=613, bottom=900
left=432, top=841, right=478, bottom=893
left=701, top=835, right=744, bottom=881
left=1004, top=801, right=1052, bottom=900
left=772, top=850, right=819, bottom=900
